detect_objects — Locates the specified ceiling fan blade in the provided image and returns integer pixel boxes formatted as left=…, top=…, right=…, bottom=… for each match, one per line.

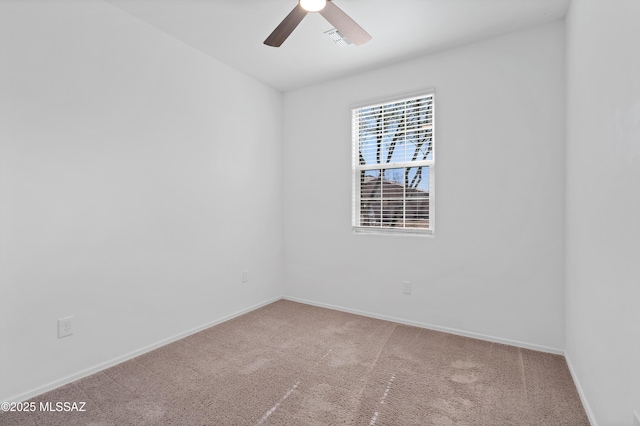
left=319, top=1, right=371, bottom=46
left=264, top=4, right=308, bottom=47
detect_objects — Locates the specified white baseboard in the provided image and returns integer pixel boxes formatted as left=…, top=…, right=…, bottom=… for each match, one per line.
left=564, top=352, right=597, bottom=426
left=282, top=296, right=564, bottom=355
left=7, top=296, right=281, bottom=403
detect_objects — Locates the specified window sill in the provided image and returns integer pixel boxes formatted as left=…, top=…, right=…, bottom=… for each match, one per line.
left=352, top=226, right=434, bottom=238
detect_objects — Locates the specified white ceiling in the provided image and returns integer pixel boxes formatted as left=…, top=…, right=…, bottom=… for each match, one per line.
left=105, top=0, right=570, bottom=92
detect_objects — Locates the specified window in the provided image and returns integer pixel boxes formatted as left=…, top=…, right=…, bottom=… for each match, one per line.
left=352, top=91, right=434, bottom=234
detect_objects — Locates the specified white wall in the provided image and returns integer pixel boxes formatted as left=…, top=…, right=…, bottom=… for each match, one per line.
left=283, top=21, right=566, bottom=352
left=0, top=0, right=283, bottom=402
left=565, top=0, right=640, bottom=424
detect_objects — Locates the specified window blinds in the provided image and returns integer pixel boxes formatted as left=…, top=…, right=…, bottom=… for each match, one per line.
left=352, top=92, right=434, bottom=232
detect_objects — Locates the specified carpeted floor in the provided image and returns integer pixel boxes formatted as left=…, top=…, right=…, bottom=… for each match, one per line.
left=1, top=300, right=589, bottom=425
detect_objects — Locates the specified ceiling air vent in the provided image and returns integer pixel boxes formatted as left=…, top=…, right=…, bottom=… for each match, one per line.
left=324, top=28, right=352, bottom=47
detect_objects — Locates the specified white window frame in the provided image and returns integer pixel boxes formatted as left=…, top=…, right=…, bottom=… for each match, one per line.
left=351, top=90, right=435, bottom=236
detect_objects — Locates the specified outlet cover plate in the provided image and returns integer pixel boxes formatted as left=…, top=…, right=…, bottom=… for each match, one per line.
left=58, top=316, right=73, bottom=338
left=403, top=281, right=412, bottom=294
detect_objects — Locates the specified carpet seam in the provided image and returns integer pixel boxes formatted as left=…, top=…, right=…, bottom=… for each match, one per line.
left=355, top=322, right=399, bottom=419
left=519, top=348, right=529, bottom=402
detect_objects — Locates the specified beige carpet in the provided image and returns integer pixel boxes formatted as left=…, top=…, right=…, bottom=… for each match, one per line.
left=1, top=300, right=589, bottom=425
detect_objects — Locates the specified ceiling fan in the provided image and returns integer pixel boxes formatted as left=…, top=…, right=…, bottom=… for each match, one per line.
left=264, top=0, right=371, bottom=47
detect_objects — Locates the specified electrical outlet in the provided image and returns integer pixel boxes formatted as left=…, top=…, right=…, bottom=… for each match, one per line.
left=242, top=269, right=248, bottom=283
left=58, top=316, right=73, bottom=338
left=402, top=281, right=412, bottom=295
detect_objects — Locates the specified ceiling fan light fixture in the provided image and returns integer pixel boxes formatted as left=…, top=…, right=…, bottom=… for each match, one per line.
left=299, top=0, right=327, bottom=12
